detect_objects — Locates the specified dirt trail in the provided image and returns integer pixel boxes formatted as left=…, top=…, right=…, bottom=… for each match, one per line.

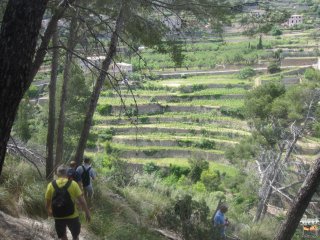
left=0, top=211, right=95, bottom=240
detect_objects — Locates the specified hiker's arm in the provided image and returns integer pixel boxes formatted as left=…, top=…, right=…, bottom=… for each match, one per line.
left=77, top=195, right=91, bottom=222
left=45, top=199, right=52, bottom=216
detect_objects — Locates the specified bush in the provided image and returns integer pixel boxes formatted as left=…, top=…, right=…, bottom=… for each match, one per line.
left=143, top=162, right=160, bottom=174
left=220, top=107, right=245, bottom=119
left=238, top=67, right=256, bottom=79
left=97, top=104, right=112, bottom=115
left=304, top=68, right=320, bottom=81
left=200, top=170, right=221, bottom=192
left=107, top=158, right=133, bottom=187
left=168, top=164, right=190, bottom=178
left=98, top=133, right=113, bottom=141
left=188, top=159, right=209, bottom=183
left=157, top=195, right=211, bottom=240
left=270, top=26, right=282, bottom=36
left=195, top=139, right=215, bottom=149
left=267, top=62, right=281, bottom=74
left=26, top=85, right=39, bottom=99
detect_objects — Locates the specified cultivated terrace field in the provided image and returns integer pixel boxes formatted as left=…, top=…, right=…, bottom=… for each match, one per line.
left=2, top=1, right=320, bottom=239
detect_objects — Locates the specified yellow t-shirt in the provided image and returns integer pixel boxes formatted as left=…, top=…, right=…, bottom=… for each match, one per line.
left=45, top=177, right=82, bottom=219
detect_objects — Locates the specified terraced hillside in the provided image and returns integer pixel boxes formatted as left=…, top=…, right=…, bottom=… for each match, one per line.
left=90, top=74, right=251, bottom=167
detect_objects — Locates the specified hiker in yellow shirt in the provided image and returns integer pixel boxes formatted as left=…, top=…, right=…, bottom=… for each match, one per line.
left=45, top=165, right=90, bottom=240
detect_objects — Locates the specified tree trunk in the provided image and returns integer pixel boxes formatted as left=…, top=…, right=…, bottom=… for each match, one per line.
left=255, top=137, right=300, bottom=222
left=55, top=11, right=79, bottom=167
left=274, top=158, right=320, bottom=240
left=29, top=0, right=75, bottom=81
left=46, top=22, right=59, bottom=180
left=0, top=0, right=48, bottom=176
left=74, top=6, right=125, bottom=165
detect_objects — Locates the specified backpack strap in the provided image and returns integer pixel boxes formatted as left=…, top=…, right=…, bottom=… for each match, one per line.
left=51, top=179, right=72, bottom=191
left=63, top=179, right=72, bottom=190
left=52, top=180, right=58, bottom=191
left=82, top=165, right=91, bottom=174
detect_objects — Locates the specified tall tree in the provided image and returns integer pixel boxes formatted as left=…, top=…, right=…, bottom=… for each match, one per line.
left=55, top=8, right=80, bottom=167
left=74, top=3, right=126, bottom=165
left=46, top=21, right=59, bottom=180
left=0, top=0, right=49, bottom=175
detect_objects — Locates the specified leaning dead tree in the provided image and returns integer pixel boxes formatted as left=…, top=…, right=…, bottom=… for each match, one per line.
left=254, top=88, right=320, bottom=222
left=7, top=137, right=45, bottom=178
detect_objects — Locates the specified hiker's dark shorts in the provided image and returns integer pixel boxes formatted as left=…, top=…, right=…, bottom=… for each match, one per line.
left=55, top=217, right=81, bottom=238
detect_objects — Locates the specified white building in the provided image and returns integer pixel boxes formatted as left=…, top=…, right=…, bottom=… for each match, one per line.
left=284, top=15, right=303, bottom=27
left=79, top=56, right=132, bottom=74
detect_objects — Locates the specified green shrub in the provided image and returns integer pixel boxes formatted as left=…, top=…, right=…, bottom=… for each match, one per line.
left=238, top=67, right=256, bottom=79
left=188, top=159, right=209, bottom=183
left=192, top=84, right=205, bottom=92
left=26, top=85, right=39, bottom=99
left=195, top=139, right=215, bottom=149
left=168, top=164, right=190, bottom=178
left=220, top=107, right=245, bottom=119
left=143, top=162, right=160, bottom=174
left=98, top=133, right=113, bottom=141
left=267, top=62, right=281, bottom=74
left=105, top=141, right=113, bottom=154
left=87, top=132, right=98, bottom=149
left=270, top=26, right=282, bottom=36
left=107, top=158, right=133, bottom=187
left=97, top=104, right=112, bottom=115
left=200, top=170, right=221, bottom=192
left=140, top=116, right=150, bottom=124
left=20, top=181, right=47, bottom=217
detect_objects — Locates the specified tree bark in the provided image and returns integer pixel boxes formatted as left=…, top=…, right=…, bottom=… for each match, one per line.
left=46, top=22, right=59, bottom=180
left=274, top=158, right=320, bottom=240
left=55, top=11, right=79, bottom=167
left=74, top=5, right=125, bottom=165
left=0, top=0, right=48, bottom=176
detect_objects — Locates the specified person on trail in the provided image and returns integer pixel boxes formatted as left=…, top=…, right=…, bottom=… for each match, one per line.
left=76, top=157, right=96, bottom=201
left=212, top=204, right=229, bottom=240
left=45, top=165, right=90, bottom=240
left=67, top=160, right=82, bottom=187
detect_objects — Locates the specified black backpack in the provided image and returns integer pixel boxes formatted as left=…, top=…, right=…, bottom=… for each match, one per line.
left=51, top=180, right=74, bottom=218
left=81, top=166, right=91, bottom=187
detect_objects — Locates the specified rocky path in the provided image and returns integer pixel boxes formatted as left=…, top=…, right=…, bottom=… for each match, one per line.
left=0, top=211, right=95, bottom=240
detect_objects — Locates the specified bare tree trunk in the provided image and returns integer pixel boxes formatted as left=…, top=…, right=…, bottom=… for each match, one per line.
left=55, top=11, right=79, bottom=167
left=46, top=22, right=59, bottom=180
left=255, top=135, right=301, bottom=222
left=274, top=158, right=320, bottom=240
left=0, top=0, right=48, bottom=176
left=74, top=5, right=125, bottom=165
left=29, top=0, right=75, bottom=81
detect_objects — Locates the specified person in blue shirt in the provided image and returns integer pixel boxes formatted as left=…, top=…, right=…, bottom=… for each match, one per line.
left=212, top=204, right=229, bottom=240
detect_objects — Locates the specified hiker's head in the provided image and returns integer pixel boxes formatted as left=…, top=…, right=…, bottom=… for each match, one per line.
left=69, top=160, right=77, bottom=168
left=84, top=157, right=91, bottom=164
left=220, top=204, right=228, bottom=213
left=56, top=165, right=68, bottom=177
